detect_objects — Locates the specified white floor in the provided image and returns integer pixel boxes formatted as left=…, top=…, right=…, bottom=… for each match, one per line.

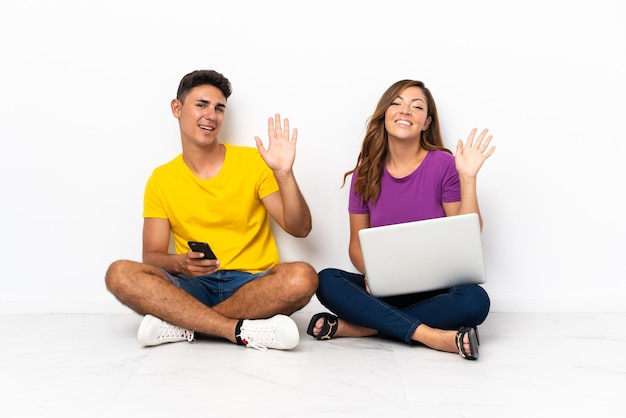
left=1, top=311, right=625, bottom=418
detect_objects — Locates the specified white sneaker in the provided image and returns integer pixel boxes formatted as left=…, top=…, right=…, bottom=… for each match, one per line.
left=137, top=314, right=194, bottom=347
left=237, top=314, right=299, bottom=351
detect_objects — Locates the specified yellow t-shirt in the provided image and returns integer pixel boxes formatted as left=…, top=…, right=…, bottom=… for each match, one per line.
left=143, top=144, right=280, bottom=273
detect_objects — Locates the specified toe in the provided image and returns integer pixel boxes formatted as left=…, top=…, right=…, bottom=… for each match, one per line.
left=463, top=334, right=474, bottom=356
left=313, top=318, right=324, bottom=336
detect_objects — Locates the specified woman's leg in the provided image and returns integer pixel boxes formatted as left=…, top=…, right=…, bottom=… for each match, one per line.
left=399, top=284, right=490, bottom=330
left=316, top=268, right=489, bottom=348
left=315, top=268, right=421, bottom=343
left=394, top=284, right=489, bottom=356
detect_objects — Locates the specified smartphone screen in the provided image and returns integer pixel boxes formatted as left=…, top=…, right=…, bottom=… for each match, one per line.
left=187, top=241, right=217, bottom=260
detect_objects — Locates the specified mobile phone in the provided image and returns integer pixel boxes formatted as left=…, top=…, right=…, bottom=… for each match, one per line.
left=187, top=241, right=217, bottom=260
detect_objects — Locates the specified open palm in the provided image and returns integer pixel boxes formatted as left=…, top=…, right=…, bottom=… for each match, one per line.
left=255, top=113, right=297, bottom=174
left=455, top=128, right=496, bottom=179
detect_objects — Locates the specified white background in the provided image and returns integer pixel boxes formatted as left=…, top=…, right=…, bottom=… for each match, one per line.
left=1, top=0, right=624, bottom=313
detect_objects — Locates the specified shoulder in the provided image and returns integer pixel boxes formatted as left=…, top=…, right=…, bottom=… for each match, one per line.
left=421, top=150, right=458, bottom=182
left=224, top=143, right=267, bottom=168
left=150, top=154, right=184, bottom=177
left=224, top=143, right=260, bottom=158
left=426, top=149, right=455, bottom=163
left=425, top=150, right=456, bottom=169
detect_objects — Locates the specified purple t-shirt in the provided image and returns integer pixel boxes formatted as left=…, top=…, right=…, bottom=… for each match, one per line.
left=349, top=150, right=461, bottom=227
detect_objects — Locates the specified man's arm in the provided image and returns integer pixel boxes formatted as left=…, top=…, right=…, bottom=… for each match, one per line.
left=262, top=182, right=312, bottom=237
left=256, top=113, right=312, bottom=237
left=142, top=217, right=220, bottom=275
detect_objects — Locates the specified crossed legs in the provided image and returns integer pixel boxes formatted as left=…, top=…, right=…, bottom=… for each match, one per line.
left=104, top=260, right=318, bottom=344
left=310, top=268, right=488, bottom=357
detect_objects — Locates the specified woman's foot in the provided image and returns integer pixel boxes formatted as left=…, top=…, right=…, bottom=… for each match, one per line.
left=455, top=327, right=479, bottom=360
left=412, top=324, right=479, bottom=360
left=306, top=313, right=338, bottom=340
left=307, top=312, right=377, bottom=339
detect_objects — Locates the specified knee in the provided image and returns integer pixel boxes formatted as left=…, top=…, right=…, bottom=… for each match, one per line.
left=284, top=262, right=319, bottom=297
left=104, top=260, right=135, bottom=296
left=296, top=262, right=319, bottom=295
left=467, top=285, right=491, bottom=325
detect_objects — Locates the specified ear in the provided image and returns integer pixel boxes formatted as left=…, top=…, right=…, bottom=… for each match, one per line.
left=423, top=116, right=432, bottom=131
left=171, top=99, right=182, bottom=118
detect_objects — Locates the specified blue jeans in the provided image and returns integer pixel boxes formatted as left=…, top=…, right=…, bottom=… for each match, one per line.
left=316, top=268, right=490, bottom=344
left=165, top=269, right=267, bottom=307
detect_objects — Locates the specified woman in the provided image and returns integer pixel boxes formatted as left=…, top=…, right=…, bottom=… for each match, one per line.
left=308, top=80, right=495, bottom=360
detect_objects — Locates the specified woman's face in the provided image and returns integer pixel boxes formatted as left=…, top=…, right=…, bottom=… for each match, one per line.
left=384, top=86, right=432, bottom=142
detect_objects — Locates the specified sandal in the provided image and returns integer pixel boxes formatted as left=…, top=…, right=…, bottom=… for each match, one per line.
left=456, top=326, right=479, bottom=360
left=307, top=312, right=338, bottom=340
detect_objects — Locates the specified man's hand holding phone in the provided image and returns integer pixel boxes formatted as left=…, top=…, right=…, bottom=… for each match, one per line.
left=188, top=241, right=217, bottom=260
left=185, top=241, right=220, bottom=276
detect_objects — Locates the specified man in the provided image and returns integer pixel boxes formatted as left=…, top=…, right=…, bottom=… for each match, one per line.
left=105, top=70, right=318, bottom=351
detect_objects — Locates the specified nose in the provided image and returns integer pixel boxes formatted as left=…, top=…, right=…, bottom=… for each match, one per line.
left=203, top=105, right=217, bottom=121
left=401, top=104, right=412, bottom=115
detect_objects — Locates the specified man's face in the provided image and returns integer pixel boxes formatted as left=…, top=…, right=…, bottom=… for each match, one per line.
left=171, top=85, right=226, bottom=148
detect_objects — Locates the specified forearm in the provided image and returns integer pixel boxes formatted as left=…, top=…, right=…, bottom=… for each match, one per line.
left=349, top=245, right=366, bottom=275
left=274, top=171, right=312, bottom=237
left=457, top=176, right=484, bottom=229
left=143, top=251, right=184, bottom=275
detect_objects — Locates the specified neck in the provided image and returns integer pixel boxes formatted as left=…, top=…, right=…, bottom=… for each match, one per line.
left=182, top=142, right=225, bottom=180
left=386, top=140, right=427, bottom=178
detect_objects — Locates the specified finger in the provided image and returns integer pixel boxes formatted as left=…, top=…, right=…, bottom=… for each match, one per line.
left=291, top=127, right=298, bottom=145
left=465, top=128, right=477, bottom=149
left=254, top=136, right=266, bottom=153
left=456, top=138, right=463, bottom=155
left=274, top=113, right=282, bottom=138
left=188, top=250, right=203, bottom=259
left=484, top=145, right=496, bottom=159
left=267, top=116, right=275, bottom=139
left=283, top=117, right=290, bottom=140
left=474, top=128, right=489, bottom=148
left=480, top=135, right=493, bottom=152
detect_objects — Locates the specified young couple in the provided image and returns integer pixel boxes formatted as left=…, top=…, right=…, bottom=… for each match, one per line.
left=105, top=69, right=495, bottom=360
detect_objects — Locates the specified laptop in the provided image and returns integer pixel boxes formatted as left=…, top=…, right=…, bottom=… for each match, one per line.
left=358, top=213, right=487, bottom=297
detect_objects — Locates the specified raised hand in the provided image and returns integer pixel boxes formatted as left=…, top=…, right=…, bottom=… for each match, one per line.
left=254, top=113, right=297, bottom=174
left=455, top=128, right=496, bottom=179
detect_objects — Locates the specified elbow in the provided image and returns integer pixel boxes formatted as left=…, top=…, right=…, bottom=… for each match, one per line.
left=287, top=216, right=312, bottom=238
left=294, top=221, right=312, bottom=238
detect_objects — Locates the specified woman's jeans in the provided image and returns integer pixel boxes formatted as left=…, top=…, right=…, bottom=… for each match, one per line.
left=316, top=268, right=490, bottom=344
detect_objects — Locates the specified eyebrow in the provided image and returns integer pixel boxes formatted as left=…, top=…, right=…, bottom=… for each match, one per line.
left=396, top=95, right=426, bottom=103
left=196, top=99, right=226, bottom=108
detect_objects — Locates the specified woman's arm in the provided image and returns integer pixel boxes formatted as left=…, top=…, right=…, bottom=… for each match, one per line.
left=452, top=128, right=496, bottom=229
left=348, top=213, right=371, bottom=274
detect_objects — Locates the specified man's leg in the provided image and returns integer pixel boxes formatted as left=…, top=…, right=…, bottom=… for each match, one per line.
left=104, top=259, right=239, bottom=343
left=212, top=261, right=318, bottom=319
